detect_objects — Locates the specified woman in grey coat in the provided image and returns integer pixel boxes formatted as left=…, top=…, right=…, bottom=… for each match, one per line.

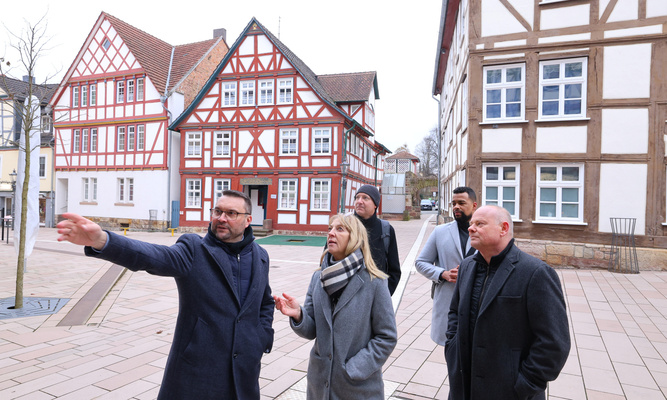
left=274, top=213, right=397, bottom=399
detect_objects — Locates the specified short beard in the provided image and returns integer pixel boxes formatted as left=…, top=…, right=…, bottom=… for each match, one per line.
left=454, top=213, right=471, bottom=226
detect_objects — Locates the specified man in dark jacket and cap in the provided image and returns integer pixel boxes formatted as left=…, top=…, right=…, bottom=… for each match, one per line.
left=353, top=184, right=401, bottom=294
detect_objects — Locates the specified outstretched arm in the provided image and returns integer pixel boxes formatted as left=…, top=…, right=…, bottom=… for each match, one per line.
left=56, top=213, right=107, bottom=250
left=273, top=292, right=302, bottom=323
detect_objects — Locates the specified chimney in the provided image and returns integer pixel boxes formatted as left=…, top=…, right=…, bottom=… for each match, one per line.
left=23, top=75, right=35, bottom=84
left=213, top=28, right=226, bottom=42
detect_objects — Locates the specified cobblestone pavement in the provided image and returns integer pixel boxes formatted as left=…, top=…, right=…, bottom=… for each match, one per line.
left=0, top=215, right=666, bottom=399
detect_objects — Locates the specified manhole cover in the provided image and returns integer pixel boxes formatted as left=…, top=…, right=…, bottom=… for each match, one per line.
left=0, top=297, right=70, bottom=320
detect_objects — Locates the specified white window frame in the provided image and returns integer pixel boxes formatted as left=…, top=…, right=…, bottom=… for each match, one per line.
left=90, top=128, right=98, bottom=152
left=73, top=129, right=80, bottom=152
left=186, top=132, right=202, bottom=157
left=127, top=80, right=135, bottom=102
left=277, top=78, right=293, bottom=104
left=213, top=179, right=231, bottom=204
left=117, top=178, right=134, bottom=203
left=41, top=115, right=51, bottom=132
left=214, top=131, right=231, bottom=157
left=81, top=85, right=88, bottom=107
left=136, top=78, right=144, bottom=101
left=82, top=128, right=89, bottom=153
left=311, top=179, right=331, bottom=211
left=482, top=164, right=520, bottom=219
left=312, top=128, right=331, bottom=155
left=538, top=57, right=587, bottom=120
left=535, top=164, right=584, bottom=223
left=280, top=129, right=298, bottom=155
left=116, top=81, right=125, bottom=103
left=240, top=81, right=255, bottom=106
left=117, top=127, right=125, bottom=151
left=186, top=179, right=201, bottom=208
left=278, top=179, right=298, bottom=210
left=72, top=86, right=79, bottom=108
left=90, top=84, right=96, bottom=106
left=482, top=63, right=525, bottom=122
left=39, top=155, right=47, bottom=178
left=222, top=82, right=237, bottom=107
left=127, top=126, right=135, bottom=151
left=137, top=125, right=144, bottom=151
left=82, top=177, right=97, bottom=201
left=259, top=80, right=274, bottom=105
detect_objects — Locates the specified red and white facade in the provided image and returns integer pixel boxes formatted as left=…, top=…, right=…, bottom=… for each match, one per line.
left=171, top=19, right=390, bottom=233
left=50, top=12, right=228, bottom=227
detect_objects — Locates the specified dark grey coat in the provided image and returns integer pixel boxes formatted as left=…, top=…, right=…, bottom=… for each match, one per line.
left=446, top=244, right=570, bottom=400
left=291, top=265, right=397, bottom=400
left=86, top=230, right=274, bottom=400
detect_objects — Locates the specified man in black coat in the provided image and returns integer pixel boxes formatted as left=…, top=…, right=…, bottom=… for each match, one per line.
left=57, top=190, right=274, bottom=399
left=353, top=184, right=401, bottom=294
left=446, top=205, right=570, bottom=400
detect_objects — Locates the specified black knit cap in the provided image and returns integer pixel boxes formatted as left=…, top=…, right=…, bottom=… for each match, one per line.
left=356, top=185, right=381, bottom=207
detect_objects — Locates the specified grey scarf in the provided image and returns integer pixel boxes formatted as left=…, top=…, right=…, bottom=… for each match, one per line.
left=320, top=249, right=364, bottom=296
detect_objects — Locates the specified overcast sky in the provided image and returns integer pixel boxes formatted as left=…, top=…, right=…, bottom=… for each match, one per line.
left=1, top=0, right=441, bottom=153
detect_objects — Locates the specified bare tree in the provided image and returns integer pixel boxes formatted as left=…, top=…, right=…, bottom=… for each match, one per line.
left=414, top=127, right=438, bottom=177
left=1, top=15, right=55, bottom=309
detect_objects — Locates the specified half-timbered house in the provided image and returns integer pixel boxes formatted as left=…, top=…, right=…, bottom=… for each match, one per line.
left=171, top=18, right=390, bottom=233
left=50, top=12, right=228, bottom=229
left=433, top=0, right=667, bottom=267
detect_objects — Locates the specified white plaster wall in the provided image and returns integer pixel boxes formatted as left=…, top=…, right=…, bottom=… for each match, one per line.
left=601, top=108, right=648, bottom=154
left=482, top=128, right=522, bottom=152
left=481, top=0, right=528, bottom=37
left=647, top=0, right=667, bottom=17
left=598, top=163, right=647, bottom=234
left=541, top=4, right=590, bottom=30
left=603, top=44, right=652, bottom=99
left=536, top=126, right=587, bottom=153
left=607, top=0, right=638, bottom=23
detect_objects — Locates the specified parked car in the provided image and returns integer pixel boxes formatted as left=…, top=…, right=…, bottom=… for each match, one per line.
left=420, top=199, right=433, bottom=211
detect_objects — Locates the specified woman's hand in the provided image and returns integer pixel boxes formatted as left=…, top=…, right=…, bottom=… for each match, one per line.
left=273, top=293, right=302, bottom=323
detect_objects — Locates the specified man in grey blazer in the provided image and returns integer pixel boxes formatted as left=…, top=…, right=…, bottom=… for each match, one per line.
left=415, top=186, right=477, bottom=346
left=446, top=206, right=570, bottom=400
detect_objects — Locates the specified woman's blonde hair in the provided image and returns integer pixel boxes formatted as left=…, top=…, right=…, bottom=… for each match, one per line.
left=320, top=213, right=388, bottom=280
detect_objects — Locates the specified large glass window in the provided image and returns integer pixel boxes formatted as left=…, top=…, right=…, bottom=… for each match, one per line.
left=116, top=81, right=125, bottom=103
left=536, top=164, right=584, bottom=222
left=186, top=179, right=201, bottom=207
left=311, top=179, right=331, bottom=210
left=241, top=81, right=255, bottom=106
left=277, top=78, right=293, bottom=104
left=280, top=129, right=298, bottom=155
left=313, top=128, right=331, bottom=155
left=259, top=80, right=274, bottom=105
left=215, top=131, right=231, bottom=156
left=222, top=82, right=237, bottom=107
left=483, top=164, right=520, bottom=218
left=186, top=132, right=202, bottom=157
left=117, top=127, right=125, bottom=151
left=483, top=63, right=525, bottom=121
left=539, top=58, right=587, bottom=119
left=279, top=179, right=297, bottom=209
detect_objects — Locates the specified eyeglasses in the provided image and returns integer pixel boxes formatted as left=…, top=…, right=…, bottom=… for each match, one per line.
left=210, top=208, right=250, bottom=221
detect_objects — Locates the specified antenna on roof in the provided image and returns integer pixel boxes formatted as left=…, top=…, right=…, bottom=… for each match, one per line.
left=278, top=17, right=281, bottom=39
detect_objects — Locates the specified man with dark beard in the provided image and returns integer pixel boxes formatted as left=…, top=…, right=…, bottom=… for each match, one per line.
left=415, top=186, right=477, bottom=347
left=353, top=185, right=401, bottom=295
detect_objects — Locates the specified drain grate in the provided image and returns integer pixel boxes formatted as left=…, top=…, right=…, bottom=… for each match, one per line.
left=287, top=239, right=305, bottom=243
left=0, top=297, right=70, bottom=320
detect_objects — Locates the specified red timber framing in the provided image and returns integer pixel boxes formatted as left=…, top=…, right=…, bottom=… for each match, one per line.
left=171, top=18, right=390, bottom=233
left=49, top=11, right=228, bottom=226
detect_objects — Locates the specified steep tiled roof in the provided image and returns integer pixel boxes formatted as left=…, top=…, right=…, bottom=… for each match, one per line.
left=103, top=13, right=173, bottom=94
left=317, top=72, right=377, bottom=103
left=387, top=150, right=419, bottom=161
left=170, top=38, right=222, bottom=91
left=0, top=75, right=57, bottom=104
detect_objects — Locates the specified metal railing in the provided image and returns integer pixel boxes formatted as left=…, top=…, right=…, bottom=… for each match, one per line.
left=608, top=217, right=639, bottom=274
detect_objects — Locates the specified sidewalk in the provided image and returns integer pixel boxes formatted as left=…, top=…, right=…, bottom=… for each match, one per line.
left=0, top=216, right=666, bottom=399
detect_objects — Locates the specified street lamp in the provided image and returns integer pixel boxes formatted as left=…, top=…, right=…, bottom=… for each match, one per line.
left=9, top=169, right=16, bottom=229
left=339, top=159, right=349, bottom=213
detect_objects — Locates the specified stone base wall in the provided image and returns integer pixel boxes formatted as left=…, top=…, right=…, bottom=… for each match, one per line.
left=91, top=217, right=169, bottom=232
left=515, top=238, right=667, bottom=271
